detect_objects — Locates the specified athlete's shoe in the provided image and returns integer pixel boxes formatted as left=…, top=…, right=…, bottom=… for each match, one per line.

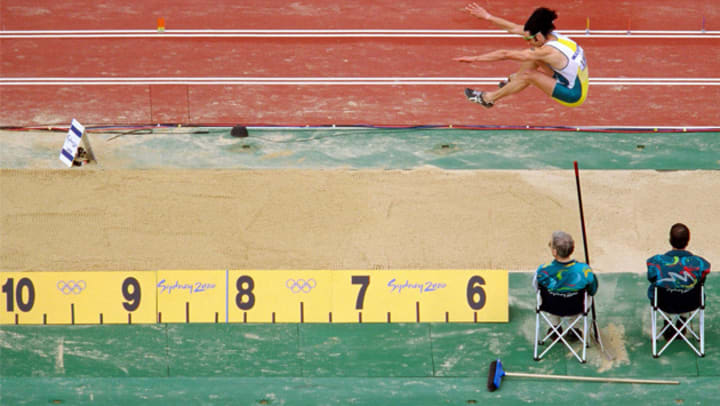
left=464, top=88, right=494, bottom=108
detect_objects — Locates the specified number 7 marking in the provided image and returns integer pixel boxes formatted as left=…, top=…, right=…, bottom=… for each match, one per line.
left=351, top=275, right=370, bottom=310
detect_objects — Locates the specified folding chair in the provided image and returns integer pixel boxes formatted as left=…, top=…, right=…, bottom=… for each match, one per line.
left=651, top=280, right=705, bottom=357
left=534, top=287, right=590, bottom=363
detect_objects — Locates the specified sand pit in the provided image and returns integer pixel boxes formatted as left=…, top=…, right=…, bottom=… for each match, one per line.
left=1, top=168, right=716, bottom=273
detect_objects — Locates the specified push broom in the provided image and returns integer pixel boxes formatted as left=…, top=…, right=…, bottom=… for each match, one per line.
left=487, top=359, right=679, bottom=391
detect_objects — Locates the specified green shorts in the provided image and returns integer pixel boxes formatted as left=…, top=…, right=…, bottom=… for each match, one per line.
left=551, top=73, right=583, bottom=104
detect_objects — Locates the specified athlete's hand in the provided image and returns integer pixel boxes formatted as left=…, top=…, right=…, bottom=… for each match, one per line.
left=465, top=3, right=491, bottom=20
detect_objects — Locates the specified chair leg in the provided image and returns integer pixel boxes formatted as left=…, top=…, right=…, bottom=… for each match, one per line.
left=581, top=314, right=587, bottom=363
left=653, top=310, right=705, bottom=358
left=700, top=309, right=704, bottom=357
left=534, top=310, right=540, bottom=360
left=549, top=316, right=585, bottom=363
left=535, top=314, right=584, bottom=362
left=656, top=314, right=681, bottom=357
left=651, top=307, right=658, bottom=357
left=672, top=312, right=705, bottom=357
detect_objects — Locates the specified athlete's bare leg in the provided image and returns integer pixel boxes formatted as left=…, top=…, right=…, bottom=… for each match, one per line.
left=484, top=68, right=556, bottom=103
left=511, top=60, right=549, bottom=78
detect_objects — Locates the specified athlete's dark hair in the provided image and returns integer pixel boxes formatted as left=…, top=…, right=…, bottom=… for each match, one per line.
left=669, top=223, right=690, bottom=249
left=524, top=7, right=557, bottom=36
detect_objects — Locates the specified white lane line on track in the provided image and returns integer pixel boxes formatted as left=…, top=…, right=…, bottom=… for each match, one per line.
left=1, top=77, right=719, bottom=86
left=1, top=29, right=719, bottom=39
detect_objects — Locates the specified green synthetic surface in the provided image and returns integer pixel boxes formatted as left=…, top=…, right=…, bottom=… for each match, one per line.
left=1, top=273, right=717, bottom=405
left=2, top=128, right=720, bottom=170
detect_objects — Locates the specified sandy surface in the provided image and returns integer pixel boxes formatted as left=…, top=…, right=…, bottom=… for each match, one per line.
left=1, top=168, right=716, bottom=273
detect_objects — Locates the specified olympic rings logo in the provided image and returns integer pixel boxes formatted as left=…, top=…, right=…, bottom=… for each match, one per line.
left=57, top=280, right=87, bottom=295
left=286, top=278, right=316, bottom=293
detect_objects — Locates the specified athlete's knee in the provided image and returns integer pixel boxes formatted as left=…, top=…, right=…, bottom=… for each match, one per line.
left=524, top=70, right=551, bottom=85
left=514, top=71, right=537, bottom=84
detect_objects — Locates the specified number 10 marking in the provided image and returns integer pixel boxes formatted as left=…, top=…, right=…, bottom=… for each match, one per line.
left=2, top=278, right=35, bottom=312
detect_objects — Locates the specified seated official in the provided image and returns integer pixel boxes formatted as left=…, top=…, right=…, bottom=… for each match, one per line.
left=647, top=223, right=710, bottom=340
left=534, top=231, right=598, bottom=296
left=533, top=231, right=598, bottom=338
left=647, top=223, right=710, bottom=301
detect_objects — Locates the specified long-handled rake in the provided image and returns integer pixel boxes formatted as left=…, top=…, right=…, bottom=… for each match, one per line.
left=487, top=359, right=679, bottom=391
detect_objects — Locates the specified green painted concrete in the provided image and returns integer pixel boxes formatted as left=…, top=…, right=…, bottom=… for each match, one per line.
left=1, top=273, right=717, bottom=405
left=3, top=128, right=720, bottom=170
left=2, top=377, right=717, bottom=405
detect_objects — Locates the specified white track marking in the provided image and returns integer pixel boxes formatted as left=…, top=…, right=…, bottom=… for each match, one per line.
left=1, top=77, right=718, bottom=86
left=1, top=29, right=718, bottom=39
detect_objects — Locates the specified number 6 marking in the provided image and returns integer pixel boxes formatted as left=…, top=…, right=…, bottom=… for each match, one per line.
left=351, top=275, right=370, bottom=310
left=466, top=276, right=486, bottom=310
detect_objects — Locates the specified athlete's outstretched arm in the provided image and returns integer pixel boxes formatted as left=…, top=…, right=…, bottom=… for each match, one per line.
left=454, top=50, right=510, bottom=63
left=464, top=3, right=524, bottom=35
left=454, top=48, right=551, bottom=63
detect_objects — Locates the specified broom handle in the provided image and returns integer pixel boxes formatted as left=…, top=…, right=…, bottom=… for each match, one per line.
left=505, top=372, right=679, bottom=385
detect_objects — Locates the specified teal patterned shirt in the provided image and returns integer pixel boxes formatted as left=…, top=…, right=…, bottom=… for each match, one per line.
left=535, top=259, right=598, bottom=295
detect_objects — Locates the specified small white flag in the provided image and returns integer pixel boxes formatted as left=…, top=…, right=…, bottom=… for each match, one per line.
left=59, top=119, right=85, bottom=167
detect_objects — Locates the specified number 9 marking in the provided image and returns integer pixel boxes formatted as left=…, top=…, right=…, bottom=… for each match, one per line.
left=122, top=277, right=141, bottom=311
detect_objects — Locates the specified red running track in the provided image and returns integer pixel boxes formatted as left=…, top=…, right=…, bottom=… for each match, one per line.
left=1, top=0, right=719, bottom=127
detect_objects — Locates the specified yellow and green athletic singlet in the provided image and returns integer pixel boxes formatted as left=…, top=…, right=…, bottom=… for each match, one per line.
left=545, top=32, right=589, bottom=107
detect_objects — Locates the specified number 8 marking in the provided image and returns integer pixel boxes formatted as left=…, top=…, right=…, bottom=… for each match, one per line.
left=236, top=276, right=255, bottom=310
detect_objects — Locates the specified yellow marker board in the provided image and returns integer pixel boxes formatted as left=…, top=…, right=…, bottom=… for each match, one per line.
left=330, top=270, right=507, bottom=323
left=0, top=271, right=156, bottom=324
left=1, top=270, right=508, bottom=324
left=156, top=270, right=226, bottom=323
left=227, top=270, right=333, bottom=323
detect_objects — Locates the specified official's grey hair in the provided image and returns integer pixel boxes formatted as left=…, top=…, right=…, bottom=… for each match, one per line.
left=551, top=231, right=575, bottom=258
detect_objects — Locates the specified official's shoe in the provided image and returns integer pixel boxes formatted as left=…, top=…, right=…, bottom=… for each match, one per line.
left=545, top=325, right=563, bottom=342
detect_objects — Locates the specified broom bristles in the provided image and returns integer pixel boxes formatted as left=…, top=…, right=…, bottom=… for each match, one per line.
left=487, top=359, right=505, bottom=391
left=487, top=360, right=498, bottom=391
